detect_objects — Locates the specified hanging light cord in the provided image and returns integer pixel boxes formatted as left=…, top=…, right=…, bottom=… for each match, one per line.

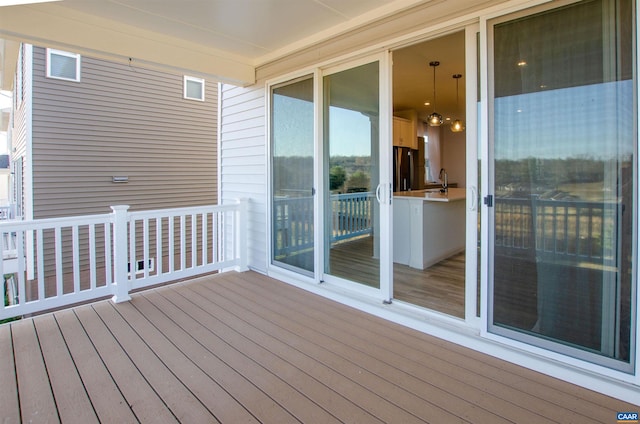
left=430, top=61, right=439, bottom=113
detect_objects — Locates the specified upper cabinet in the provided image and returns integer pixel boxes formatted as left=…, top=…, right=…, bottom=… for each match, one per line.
left=393, top=116, right=417, bottom=149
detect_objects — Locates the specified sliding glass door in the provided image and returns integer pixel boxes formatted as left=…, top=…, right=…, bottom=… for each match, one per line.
left=488, top=0, right=636, bottom=371
left=322, top=60, right=386, bottom=290
left=271, top=76, right=315, bottom=275
left=270, top=57, right=391, bottom=295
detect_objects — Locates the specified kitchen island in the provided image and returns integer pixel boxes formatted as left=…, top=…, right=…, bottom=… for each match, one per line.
left=393, top=188, right=466, bottom=269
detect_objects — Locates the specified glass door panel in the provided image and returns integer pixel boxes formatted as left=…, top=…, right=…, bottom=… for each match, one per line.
left=489, top=0, right=635, bottom=371
left=271, top=76, right=315, bottom=275
left=323, top=61, right=381, bottom=288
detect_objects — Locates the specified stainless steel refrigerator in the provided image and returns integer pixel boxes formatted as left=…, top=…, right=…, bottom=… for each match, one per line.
left=393, top=146, right=417, bottom=192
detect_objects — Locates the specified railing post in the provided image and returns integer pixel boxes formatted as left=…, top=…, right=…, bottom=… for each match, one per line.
left=111, top=205, right=131, bottom=303
left=236, top=198, right=249, bottom=272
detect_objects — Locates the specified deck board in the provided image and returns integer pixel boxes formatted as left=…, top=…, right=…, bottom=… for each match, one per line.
left=32, top=314, right=98, bottom=424
left=125, top=294, right=295, bottom=424
left=186, top=281, right=429, bottom=424
left=0, top=325, right=20, bottom=424
left=148, top=288, right=349, bottom=423
left=222, top=272, right=594, bottom=423
left=2, top=270, right=638, bottom=423
left=92, top=301, right=219, bottom=424
left=174, top=282, right=382, bottom=423
left=245, top=269, right=625, bottom=422
left=54, top=308, right=138, bottom=424
left=73, top=303, right=179, bottom=423
left=11, top=319, right=58, bottom=423
left=134, top=290, right=325, bottom=424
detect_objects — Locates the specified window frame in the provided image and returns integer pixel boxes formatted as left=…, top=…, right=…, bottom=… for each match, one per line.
left=183, top=75, right=205, bottom=101
left=46, top=48, right=81, bottom=82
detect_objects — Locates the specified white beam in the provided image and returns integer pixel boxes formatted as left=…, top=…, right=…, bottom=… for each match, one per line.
left=0, top=3, right=255, bottom=86
left=0, top=38, right=19, bottom=90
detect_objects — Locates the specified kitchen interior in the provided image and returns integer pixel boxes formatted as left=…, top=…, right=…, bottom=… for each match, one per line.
left=391, top=31, right=467, bottom=317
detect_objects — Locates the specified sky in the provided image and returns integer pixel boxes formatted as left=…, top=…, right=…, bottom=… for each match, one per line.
left=273, top=95, right=372, bottom=158
left=494, top=80, right=634, bottom=160
left=276, top=80, right=634, bottom=162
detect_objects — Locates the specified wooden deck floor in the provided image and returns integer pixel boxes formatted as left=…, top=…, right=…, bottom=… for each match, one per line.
left=1, top=271, right=637, bottom=423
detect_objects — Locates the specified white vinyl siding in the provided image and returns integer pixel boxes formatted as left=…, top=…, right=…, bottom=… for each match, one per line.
left=220, top=83, right=267, bottom=272
left=11, top=44, right=32, bottom=219
left=30, top=46, right=218, bottom=218
left=46, top=48, right=80, bottom=82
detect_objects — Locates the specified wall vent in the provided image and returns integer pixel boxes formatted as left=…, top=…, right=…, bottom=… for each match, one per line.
left=127, top=258, right=155, bottom=275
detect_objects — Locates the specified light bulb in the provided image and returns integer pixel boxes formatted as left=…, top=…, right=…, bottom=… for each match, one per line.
left=451, top=119, right=464, bottom=132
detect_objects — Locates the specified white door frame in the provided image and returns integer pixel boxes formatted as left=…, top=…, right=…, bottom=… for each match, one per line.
left=317, top=52, right=393, bottom=302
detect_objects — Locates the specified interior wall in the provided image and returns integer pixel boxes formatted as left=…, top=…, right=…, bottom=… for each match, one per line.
left=441, top=129, right=466, bottom=188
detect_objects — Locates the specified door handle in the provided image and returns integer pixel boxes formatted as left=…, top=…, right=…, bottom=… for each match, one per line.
left=376, top=184, right=383, bottom=204
left=468, top=186, right=477, bottom=211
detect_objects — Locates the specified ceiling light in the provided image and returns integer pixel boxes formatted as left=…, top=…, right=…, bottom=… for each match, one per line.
left=450, top=74, right=465, bottom=133
left=0, top=0, right=61, bottom=5
left=427, top=61, right=442, bottom=127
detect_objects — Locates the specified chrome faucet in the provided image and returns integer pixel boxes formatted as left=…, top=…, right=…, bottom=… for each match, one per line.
left=439, top=168, right=448, bottom=192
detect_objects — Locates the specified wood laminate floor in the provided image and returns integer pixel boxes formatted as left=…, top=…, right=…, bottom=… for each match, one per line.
left=329, top=236, right=466, bottom=318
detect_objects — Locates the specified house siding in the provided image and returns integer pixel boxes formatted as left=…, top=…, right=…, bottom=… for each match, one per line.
left=220, top=83, right=267, bottom=272
left=11, top=44, right=31, bottom=217
left=29, top=46, right=218, bottom=219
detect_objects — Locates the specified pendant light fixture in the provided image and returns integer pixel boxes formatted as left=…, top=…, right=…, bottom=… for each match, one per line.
left=427, top=61, right=443, bottom=127
left=450, top=73, right=465, bottom=133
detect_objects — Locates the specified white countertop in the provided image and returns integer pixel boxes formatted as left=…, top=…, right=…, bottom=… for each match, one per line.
left=393, top=187, right=466, bottom=202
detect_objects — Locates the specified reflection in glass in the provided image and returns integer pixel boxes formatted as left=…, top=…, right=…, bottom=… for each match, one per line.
left=324, top=62, right=380, bottom=288
left=271, top=76, right=315, bottom=274
left=490, top=0, right=635, bottom=370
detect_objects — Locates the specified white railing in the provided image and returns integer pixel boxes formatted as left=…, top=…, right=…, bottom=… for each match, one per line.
left=273, top=192, right=374, bottom=260
left=0, top=200, right=248, bottom=320
left=0, top=204, right=17, bottom=221
left=494, top=196, right=619, bottom=266
left=331, top=192, right=374, bottom=242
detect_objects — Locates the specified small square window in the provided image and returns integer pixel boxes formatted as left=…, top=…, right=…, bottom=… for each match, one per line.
left=46, top=48, right=80, bottom=82
left=184, top=76, right=205, bottom=101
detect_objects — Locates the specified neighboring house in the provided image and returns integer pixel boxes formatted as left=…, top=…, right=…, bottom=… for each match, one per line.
left=10, top=44, right=218, bottom=220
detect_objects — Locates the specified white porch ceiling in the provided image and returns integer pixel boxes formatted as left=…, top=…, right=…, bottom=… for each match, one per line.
left=0, top=0, right=425, bottom=86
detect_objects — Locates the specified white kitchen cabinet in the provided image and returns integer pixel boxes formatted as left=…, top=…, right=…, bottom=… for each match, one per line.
left=393, top=116, right=417, bottom=149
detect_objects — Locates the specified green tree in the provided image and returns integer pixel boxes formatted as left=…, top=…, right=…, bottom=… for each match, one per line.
left=330, top=166, right=347, bottom=191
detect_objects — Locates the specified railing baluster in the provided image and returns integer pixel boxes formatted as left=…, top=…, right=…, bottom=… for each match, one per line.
left=89, top=224, right=97, bottom=290
left=36, top=229, right=44, bottom=299
left=143, top=218, right=150, bottom=279
left=54, top=227, right=63, bottom=297
left=202, top=213, right=208, bottom=266
left=168, top=216, right=175, bottom=273
left=72, top=225, right=80, bottom=294
left=129, top=219, right=137, bottom=283
left=16, top=231, right=25, bottom=304
left=156, top=217, right=163, bottom=275
left=191, top=213, right=197, bottom=268
left=104, top=222, right=112, bottom=288
left=180, top=215, right=186, bottom=270
left=212, top=211, right=219, bottom=264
